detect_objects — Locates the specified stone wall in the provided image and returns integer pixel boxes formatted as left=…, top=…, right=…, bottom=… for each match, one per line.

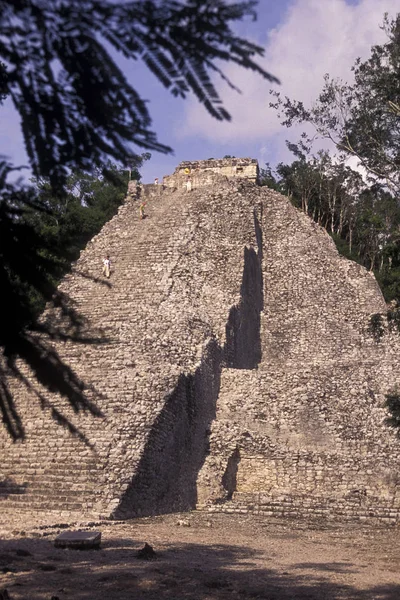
left=1, top=164, right=400, bottom=526
left=163, top=158, right=259, bottom=190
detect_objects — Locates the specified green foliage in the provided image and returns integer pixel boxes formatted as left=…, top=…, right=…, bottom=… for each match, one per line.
left=270, top=15, right=400, bottom=193
left=376, top=269, right=400, bottom=303
left=24, top=162, right=136, bottom=316
left=368, top=313, right=386, bottom=342
left=366, top=306, right=400, bottom=343
left=385, top=389, right=400, bottom=433
left=345, top=15, right=400, bottom=193
left=387, top=306, right=400, bottom=333
left=258, top=164, right=281, bottom=191
left=329, top=233, right=363, bottom=265
left=0, top=178, right=67, bottom=338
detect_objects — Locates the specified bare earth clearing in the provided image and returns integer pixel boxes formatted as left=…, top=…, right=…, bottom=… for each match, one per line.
left=0, top=512, right=399, bottom=600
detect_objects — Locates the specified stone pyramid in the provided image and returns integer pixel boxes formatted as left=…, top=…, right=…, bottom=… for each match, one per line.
left=1, top=159, right=400, bottom=527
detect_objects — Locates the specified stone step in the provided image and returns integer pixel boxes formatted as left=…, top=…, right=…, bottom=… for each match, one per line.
left=0, top=498, right=90, bottom=511
left=202, top=492, right=400, bottom=524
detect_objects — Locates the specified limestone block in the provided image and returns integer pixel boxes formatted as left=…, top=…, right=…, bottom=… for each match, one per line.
left=54, top=531, right=101, bottom=549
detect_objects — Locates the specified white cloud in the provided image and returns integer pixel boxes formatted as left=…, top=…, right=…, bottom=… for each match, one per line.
left=175, top=0, right=400, bottom=160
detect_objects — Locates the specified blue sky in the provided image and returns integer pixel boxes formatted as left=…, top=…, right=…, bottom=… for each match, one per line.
left=1, top=0, right=399, bottom=184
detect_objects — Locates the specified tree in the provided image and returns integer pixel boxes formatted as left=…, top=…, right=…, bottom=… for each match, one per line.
left=1, top=0, right=278, bottom=189
left=258, top=164, right=280, bottom=191
left=267, top=12, right=400, bottom=303
left=30, top=160, right=144, bottom=258
left=0, top=0, right=278, bottom=438
left=269, top=14, right=400, bottom=193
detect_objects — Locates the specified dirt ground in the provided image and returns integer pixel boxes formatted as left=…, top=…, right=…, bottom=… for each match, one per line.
left=0, top=512, right=399, bottom=600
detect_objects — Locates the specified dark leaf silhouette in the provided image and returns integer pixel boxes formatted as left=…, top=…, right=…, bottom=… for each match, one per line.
left=1, top=0, right=278, bottom=189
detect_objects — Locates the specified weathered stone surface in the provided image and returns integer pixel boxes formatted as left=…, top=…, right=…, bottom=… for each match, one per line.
left=196, top=182, right=400, bottom=523
left=163, top=157, right=259, bottom=189
left=54, top=531, right=101, bottom=549
left=1, top=158, right=400, bottom=526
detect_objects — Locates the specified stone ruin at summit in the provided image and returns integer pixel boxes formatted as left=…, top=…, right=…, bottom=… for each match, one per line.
left=1, top=157, right=400, bottom=526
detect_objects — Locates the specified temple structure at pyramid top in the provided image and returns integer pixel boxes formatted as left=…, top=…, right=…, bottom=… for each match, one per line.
left=162, top=157, right=259, bottom=189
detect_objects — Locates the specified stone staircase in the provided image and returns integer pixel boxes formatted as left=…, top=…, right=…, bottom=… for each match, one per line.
left=0, top=177, right=263, bottom=525
left=1, top=186, right=199, bottom=521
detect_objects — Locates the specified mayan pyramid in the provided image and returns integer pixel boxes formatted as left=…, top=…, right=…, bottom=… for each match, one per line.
left=1, top=158, right=400, bottom=526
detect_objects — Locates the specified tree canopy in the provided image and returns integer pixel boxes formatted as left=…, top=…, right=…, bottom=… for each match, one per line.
left=270, top=14, right=399, bottom=194
left=1, top=0, right=277, bottom=189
